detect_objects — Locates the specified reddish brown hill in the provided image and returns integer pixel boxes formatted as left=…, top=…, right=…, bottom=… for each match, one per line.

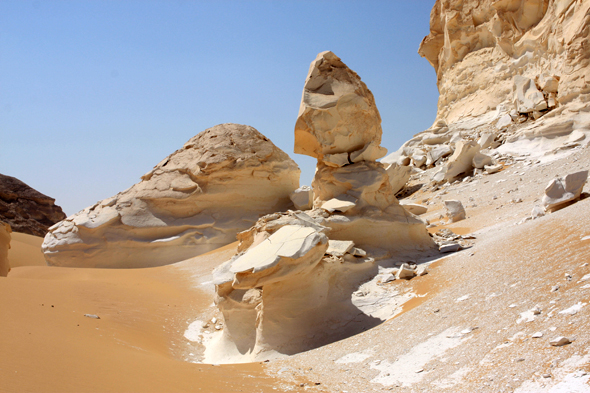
left=0, top=173, right=66, bottom=237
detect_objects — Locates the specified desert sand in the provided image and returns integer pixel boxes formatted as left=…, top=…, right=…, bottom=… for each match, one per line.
left=1, top=242, right=294, bottom=393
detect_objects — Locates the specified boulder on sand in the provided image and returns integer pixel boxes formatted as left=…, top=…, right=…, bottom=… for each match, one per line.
left=42, top=123, right=301, bottom=268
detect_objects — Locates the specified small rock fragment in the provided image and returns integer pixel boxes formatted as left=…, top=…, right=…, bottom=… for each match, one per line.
left=550, top=337, right=571, bottom=346
left=444, top=200, right=466, bottom=222
left=84, top=314, right=100, bottom=319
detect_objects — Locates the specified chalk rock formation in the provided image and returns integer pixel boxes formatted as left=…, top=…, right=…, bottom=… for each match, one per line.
left=419, top=0, right=590, bottom=127
left=0, top=222, right=11, bottom=277
left=385, top=1, right=590, bottom=189
left=0, top=174, right=66, bottom=237
left=209, top=53, right=437, bottom=363
left=542, top=170, right=588, bottom=212
left=42, top=124, right=300, bottom=268
left=295, top=51, right=387, bottom=165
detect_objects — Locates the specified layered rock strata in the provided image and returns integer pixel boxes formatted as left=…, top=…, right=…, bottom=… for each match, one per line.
left=0, top=222, right=11, bottom=277
left=42, top=123, right=300, bottom=268
left=209, top=52, right=437, bottom=363
left=0, top=174, right=66, bottom=237
left=384, top=0, right=590, bottom=187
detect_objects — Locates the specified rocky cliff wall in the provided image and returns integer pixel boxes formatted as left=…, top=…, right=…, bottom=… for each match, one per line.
left=419, top=0, right=590, bottom=127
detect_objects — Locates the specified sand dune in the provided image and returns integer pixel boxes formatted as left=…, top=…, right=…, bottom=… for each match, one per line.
left=0, top=243, right=291, bottom=393
left=8, top=232, right=47, bottom=268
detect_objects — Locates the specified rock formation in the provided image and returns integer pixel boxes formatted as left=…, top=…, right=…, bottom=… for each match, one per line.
left=419, top=0, right=590, bottom=127
left=42, top=124, right=300, bottom=268
left=0, top=174, right=66, bottom=237
left=209, top=52, right=437, bottom=363
left=382, top=0, right=590, bottom=190
left=542, top=170, right=588, bottom=212
left=0, top=222, right=11, bottom=277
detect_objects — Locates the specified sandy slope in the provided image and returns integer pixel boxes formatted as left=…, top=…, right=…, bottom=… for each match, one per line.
left=8, top=232, right=46, bottom=268
left=0, top=243, right=294, bottom=393
left=268, top=145, right=590, bottom=392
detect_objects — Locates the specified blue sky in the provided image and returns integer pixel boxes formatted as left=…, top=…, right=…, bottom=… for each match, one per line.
left=1, top=1, right=439, bottom=215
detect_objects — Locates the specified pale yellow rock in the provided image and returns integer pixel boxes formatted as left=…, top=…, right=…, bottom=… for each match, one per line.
left=42, top=124, right=301, bottom=268
left=443, top=141, right=481, bottom=181
left=294, top=51, right=385, bottom=163
left=419, top=0, right=590, bottom=127
left=0, top=222, right=11, bottom=277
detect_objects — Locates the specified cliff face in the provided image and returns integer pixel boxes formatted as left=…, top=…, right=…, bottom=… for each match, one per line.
left=0, top=174, right=66, bottom=237
left=419, top=0, right=590, bottom=126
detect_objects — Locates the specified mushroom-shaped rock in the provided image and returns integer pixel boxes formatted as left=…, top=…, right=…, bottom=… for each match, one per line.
left=294, top=51, right=386, bottom=164
left=42, top=123, right=301, bottom=268
left=0, top=222, right=11, bottom=277
left=542, top=170, right=588, bottom=212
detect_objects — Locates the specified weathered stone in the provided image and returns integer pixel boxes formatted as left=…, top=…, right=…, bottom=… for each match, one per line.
left=549, top=336, right=571, bottom=347
left=439, top=242, right=462, bottom=253
left=515, top=76, right=547, bottom=113
left=0, top=174, right=66, bottom=237
left=385, top=163, right=412, bottom=195
left=472, top=152, right=493, bottom=169
left=396, top=264, right=416, bottom=280
left=400, top=202, right=428, bottom=216
left=294, top=51, right=385, bottom=164
left=42, top=124, right=301, bottom=268
left=444, top=141, right=480, bottom=181
left=321, top=197, right=357, bottom=213
left=531, top=205, right=545, bottom=219
left=496, top=114, right=512, bottom=130
left=426, top=145, right=454, bottom=166
left=0, top=222, right=11, bottom=277
left=326, top=240, right=355, bottom=257
left=542, top=170, right=588, bottom=212
left=478, top=133, right=495, bottom=149
left=484, top=164, right=503, bottom=174
left=290, top=186, right=313, bottom=211
left=445, top=200, right=466, bottom=222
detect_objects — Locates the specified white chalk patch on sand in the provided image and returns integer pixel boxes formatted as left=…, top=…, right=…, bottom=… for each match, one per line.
left=335, top=350, right=374, bottom=364
left=432, top=366, right=473, bottom=389
left=558, top=302, right=586, bottom=316
left=370, top=327, right=468, bottom=387
left=515, top=354, right=590, bottom=392
left=184, top=320, right=204, bottom=342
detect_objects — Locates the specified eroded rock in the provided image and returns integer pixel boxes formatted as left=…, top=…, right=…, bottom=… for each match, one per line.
left=0, top=222, right=11, bottom=277
left=445, top=200, right=466, bottom=222
left=0, top=174, right=66, bottom=237
left=294, top=51, right=386, bottom=165
left=542, top=170, right=588, bottom=212
left=42, top=123, right=300, bottom=268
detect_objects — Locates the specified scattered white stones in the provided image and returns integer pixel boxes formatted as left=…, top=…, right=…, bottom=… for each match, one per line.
left=532, top=332, right=543, bottom=338
left=439, top=243, right=462, bottom=253
left=84, top=314, right=100, bottom=319
left=455, top=295, right=470, bottom=302
left=558, top=302, right=586, bottom=316
left=326, top=240, right=355, bottom=257
left=580, top=274, right=590, bottom=282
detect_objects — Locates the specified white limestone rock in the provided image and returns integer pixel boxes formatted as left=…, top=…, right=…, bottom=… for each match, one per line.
left=400, top=202, right=428, bottom=216
left=542, top=170, right=589, bottom=212
left=443, top=141, right=481, bottom=182
left=472, top=151, right=493, bottom=169
left=496, top=114, right=513, bottom=130
left=0, top=222, right=11, bottom=277
left=445, top=200, right=466, bottom=223
left=396, top=264, right=416, bottom=280
left=515, top=75, right=547, bottom=114
left=42, top=123, right=301, bottom=268
left=385, top=163, right=412, bottom=195
left=484, top=164, right=503, bottom=174
left=294, top=51, right=386, bottom=164
left=426, top=145, right=454, bottom=166
left=290, top=186, right=313, bottom=211
left=326, top=239, right=355, bottom=257
left=478, top=132, right=496, bottom=149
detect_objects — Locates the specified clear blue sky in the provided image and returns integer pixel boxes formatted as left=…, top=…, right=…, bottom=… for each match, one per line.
left=1, top=1, right=438, bottom=216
